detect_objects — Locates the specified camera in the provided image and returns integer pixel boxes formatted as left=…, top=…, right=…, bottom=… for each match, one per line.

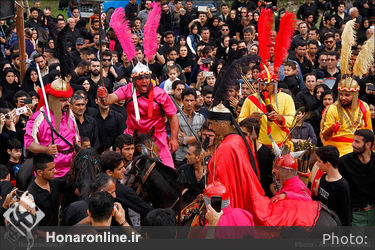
left=23, top=98, right=32, bottom=104
left=203, top=71, right=213, bottom=77
left=202, top=58, right=211, bottom=66
left=367, top=85, right=375, bottom=91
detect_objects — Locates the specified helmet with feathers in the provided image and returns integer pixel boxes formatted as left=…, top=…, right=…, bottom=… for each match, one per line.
left=339, top=19, right=374, bottom=110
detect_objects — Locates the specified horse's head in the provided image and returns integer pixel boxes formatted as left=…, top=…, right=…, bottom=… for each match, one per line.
left=133, top=128, right=161, bottom=161
left=125, top=155, right=180, bottom=208
left=69, top=148, right=102, bottom=198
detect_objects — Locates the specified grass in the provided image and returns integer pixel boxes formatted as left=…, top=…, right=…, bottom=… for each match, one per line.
left=37, top=0, right=67, bottom=18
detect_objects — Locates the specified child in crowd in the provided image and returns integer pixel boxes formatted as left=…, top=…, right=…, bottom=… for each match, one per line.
left=280, top=61, right=300, bottom=97
left=6, top=138, right=23, bottom=181
left=315, top=146, right=352, bottom=226
left=81, top=136, right=91, bottom=149
left=290, top=108, right=317, bottom=146
left=160, top=64, right=180, bottom=94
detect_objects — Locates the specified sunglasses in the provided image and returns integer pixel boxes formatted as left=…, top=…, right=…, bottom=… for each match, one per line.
left=221, top=29, right=229, bottom=31
left=103, top=58, right=111, bottom=62
left=325, top=40, right=334, bottom=44
left=135, top=75, right=151, bottom=80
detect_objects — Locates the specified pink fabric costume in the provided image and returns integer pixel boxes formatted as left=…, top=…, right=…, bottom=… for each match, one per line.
left=277, top=175, right=312, bottom=201
left=204, top=207, right=255, bottom=239
left=114, top=84, right=177, bottom=168
left=24, top=107, right=80, bottom=178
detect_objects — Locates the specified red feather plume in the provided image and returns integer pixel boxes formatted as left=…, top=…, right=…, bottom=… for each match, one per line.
left=273, top=11, right=297, bottom=71
left=257, top=8, right=274, bottom=69
left=110, top=7, right=136, bottom=62
left=143, top=2, right=161, bottom=61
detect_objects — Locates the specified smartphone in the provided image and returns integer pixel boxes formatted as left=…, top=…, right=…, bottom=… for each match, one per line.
left=16, top=106, right=28, bottom=116
left=23, top=98, right=32, bottom=104
left=202, top=136, right=209, bottom=151
left=198, top=6, right=208, bottom=12
left=367, top=85, right=375, bottom=91
left=211, top=196, right=222, bottom=213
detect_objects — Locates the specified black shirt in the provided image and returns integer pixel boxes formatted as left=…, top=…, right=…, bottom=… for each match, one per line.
left=95, top=109, right=126, bottom=151
left=315, top=174, right=352, bottom=226
left=177, top=164, right=205, bottom=196
left=62, top=199, right=89, bottom=226
left=296, top=88, right=317, bottom=112
left=338, top=152, right=375, bottom=208
left=289, top=55, right=314, bottom=76
left=115, top=181, right=153, bottom=223
left=75, top=114, right=100, bottom=149
left=110, top=103, right=127, bottom=122
left=257, top=144, right=275, bottom=198
left=280, top=75, right=300, bottom=97
left=27, top=180, right=60, bottom=226
left=297, top=2, right=319, bottom=24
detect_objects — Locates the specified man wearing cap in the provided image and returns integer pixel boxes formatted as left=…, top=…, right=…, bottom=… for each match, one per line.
left=270, top=154, right=312, bottom=203
left=320, top=78, right=372, bottom=156
left=97, top=62, right=179, bottom=168
left=238, top=69, right=296, bottom=148
left=206, top=102, right=259, bottom=212
left=24, top=79, right=80, bottom=178
left=71, top=37, right=85, bottom=67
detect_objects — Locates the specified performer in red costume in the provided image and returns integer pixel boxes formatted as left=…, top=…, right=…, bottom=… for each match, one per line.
left=206, top=23, right=339, bottom=227
left=271, top=154, right=312, bottom=202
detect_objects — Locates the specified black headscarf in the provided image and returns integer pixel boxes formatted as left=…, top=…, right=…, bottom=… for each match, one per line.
left=22, top=67, right=40, bottom=93
left=0, top=68, right=20, bottom=106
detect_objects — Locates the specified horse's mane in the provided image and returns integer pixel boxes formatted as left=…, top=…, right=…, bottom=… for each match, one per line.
left=135, top=133, right=153, bottom=146
left=69, top=148, right=101, bottom=197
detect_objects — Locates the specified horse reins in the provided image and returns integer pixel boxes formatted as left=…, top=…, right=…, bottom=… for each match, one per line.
left=136, top=162, right=156, bottom=196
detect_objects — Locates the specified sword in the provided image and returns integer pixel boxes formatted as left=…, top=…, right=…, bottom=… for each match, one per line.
left=170, top=95, right=202, bottom=147
left=36, top=64, right=54, bottom=145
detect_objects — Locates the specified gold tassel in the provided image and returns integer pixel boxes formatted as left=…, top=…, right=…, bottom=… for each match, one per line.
left=353, top=34, right=375, bottom=79
left=340, top=19, right=357, bottom=76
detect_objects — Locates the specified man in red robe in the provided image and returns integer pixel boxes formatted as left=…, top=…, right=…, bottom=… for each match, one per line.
left=206, top=102, right=323, bottom=227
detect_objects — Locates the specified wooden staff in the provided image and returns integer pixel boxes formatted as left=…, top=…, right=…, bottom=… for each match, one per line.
left=15, top=0, right=26, bottom=83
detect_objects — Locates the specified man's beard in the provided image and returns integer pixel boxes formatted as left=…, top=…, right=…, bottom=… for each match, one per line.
left=353, top=145, right=366, bottom=154
left=340, top=100, right=352, bottom=107
left=91, top=70, right=100, bottom=76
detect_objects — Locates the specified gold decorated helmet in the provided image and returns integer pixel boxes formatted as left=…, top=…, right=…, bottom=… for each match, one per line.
left=338, top=77, right=360, bottom=92
left=50, top=78, right=71, bottom=92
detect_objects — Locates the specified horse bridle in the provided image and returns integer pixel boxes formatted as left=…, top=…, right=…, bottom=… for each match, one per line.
left=136, top=141, right=160, bottom=161
left=135, top=161, right=156, bottom=197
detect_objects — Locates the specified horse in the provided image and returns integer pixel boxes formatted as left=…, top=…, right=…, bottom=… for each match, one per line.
left=126, top=131, right=204, bottom=226
left=126, top=155, right=203, bottom=226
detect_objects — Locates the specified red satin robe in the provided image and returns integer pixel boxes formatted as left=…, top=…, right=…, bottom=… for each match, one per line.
left=207, top=134, right=321, bottom=226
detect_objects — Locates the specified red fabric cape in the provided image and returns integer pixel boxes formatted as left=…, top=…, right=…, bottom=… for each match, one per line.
left=207, top=134, right=320, bottom=227
left=36, top=83, right=73, bottom=111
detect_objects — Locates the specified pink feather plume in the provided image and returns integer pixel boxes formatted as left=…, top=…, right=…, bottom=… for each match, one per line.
left=143, top=2, right=161, bottom=61
left=273, top=11, right=297, bottom=71
left=110, top=7, right=136, bottom=62
left=257, top=8, right=274, bottom=69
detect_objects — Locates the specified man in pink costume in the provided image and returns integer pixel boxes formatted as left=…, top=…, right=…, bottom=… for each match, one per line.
left=271, top=154, right=312, bottom=202
left=97, top=62, right=179, bottom=168
left=25, top=79, right=80, bottom=178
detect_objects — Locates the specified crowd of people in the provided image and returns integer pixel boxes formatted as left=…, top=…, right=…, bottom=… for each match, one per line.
left=0, top=0, right=375, bottom=237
